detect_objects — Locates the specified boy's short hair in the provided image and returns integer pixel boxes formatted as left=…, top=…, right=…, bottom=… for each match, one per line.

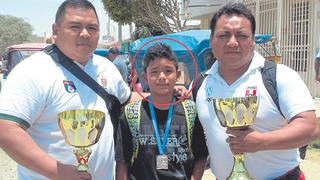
left=142, top=43, right=178, bottom=72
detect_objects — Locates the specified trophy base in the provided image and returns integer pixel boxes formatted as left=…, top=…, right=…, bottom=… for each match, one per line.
left=227, top=171, right=253, bottom=180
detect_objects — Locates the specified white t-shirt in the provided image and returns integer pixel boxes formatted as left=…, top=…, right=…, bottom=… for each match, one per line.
left=0, top=51, right=131, bottom=180
left=196, top=51, right=315, bottom=179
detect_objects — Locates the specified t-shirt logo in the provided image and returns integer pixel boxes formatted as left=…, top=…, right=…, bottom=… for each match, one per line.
left=245, top=86, right=257, bottom=96
left=63, top=80, right=77, bottom=93
left=101, top=76, right=107, bottom=88
left=100, top=74, right=108, bottom=89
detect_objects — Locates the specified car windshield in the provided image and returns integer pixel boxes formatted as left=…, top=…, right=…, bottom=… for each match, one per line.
left=7, top=50, right=39, bottom=73
left=20, top=50, right=38, bottom=59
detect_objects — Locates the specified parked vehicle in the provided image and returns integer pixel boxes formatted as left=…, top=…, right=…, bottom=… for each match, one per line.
left=2, top=43, right=50, bottom=76
left=0, top=43, right=50, bottom=91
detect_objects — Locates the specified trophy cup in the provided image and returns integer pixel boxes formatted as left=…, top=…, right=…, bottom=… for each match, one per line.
left=213, top=96, right=259, bottom=180
left=58, top=109, right=105, bottom=172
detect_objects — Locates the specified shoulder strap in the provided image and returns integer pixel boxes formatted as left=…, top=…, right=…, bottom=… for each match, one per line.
left=43, top=44, right=121, bottom=143
left=261, top=60, right=284, bottom=117
left=125, top=100, right=142, bottom=165
left=192, top=72, right=208, bottom=101
left=181, top=99, right=197, bottom=159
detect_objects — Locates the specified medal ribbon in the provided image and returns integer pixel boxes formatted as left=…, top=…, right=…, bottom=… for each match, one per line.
left=148, top=96, right=174, bottom=155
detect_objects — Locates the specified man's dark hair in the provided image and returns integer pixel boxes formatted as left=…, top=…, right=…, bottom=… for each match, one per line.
left=55, top=0, right=99, bottom=24
left=109, top=47, right=120, bottom=55
left=210, top=2, right=256, bottom=36
left=143, top=43, right=178, bottom=72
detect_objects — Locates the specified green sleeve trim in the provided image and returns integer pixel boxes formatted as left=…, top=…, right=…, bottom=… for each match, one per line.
left=0, top=113, right=30, bottom=128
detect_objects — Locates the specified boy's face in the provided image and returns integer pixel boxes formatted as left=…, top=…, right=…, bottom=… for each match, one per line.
left=143, top=57, right=180, bottom=97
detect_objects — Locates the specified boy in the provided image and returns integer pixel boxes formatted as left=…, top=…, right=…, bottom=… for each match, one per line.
left=115, top=43, right=208, bottom=180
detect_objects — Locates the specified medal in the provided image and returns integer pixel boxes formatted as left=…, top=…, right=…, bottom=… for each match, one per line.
left=148, top=96, right=174, bottom=171
left=156, top=155, right=168, bottom=170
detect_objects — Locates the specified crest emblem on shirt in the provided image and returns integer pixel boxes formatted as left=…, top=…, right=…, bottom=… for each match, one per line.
left=100, top=75, right=108, bottom=88
left=63, top=80, right=77, bottom=93
left=205, top=87, right=214, bottom=101
left=245, top=86, right=257, bottom=97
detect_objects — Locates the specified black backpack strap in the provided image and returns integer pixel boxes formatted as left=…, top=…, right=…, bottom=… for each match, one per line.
left=191, top=72, right=208, bottom=101
left=261, top=60, right=284, bottom=117
left=43, top=44, right=121, bottom=145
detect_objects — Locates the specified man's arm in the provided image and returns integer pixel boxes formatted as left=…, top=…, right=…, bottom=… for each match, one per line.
left=190, top=116, right=209, bottom=180
left=190, top=158, right=207, bottom=180
left=116, top=161, right=128, bottom=180
left=0, top=120, right=90, bottom=180
left=226, top=111, right=320, bottom=153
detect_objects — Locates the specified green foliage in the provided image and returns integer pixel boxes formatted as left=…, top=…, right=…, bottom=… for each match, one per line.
left=101, top=0, right=135, bottom=24
left=0, top=15, right=33, bottom=56
left=101, top=0, right=177, bottom=39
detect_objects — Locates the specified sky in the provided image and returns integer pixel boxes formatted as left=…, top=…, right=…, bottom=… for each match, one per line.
left=0, top=0, right=129, bottom=42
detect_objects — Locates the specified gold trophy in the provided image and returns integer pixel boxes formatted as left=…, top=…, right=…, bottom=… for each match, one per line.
left=213, top=96, right=259, bottom=180
left=58, top=109, right=105, bottom=172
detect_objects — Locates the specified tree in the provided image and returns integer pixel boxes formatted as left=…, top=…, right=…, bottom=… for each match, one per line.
left=101, top=0, right=190, bottom=39
left=0, top=15, right=33, bottom=56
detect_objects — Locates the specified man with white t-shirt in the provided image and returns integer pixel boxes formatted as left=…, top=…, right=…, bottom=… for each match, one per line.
left=194, top=2, right=320, bottom=180
left=0, top=0, right=130, bottom=179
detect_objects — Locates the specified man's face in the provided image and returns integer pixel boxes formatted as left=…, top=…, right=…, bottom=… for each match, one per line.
left=52, top=7, right=100, bottom=64
left=211, top=15, right=255, bottom=70
left=143, top=58, right=180, bottom=97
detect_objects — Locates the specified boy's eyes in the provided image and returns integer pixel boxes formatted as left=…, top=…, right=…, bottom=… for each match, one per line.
left=150, top=70, right=159, bottom=74
left=149, top=68, right=175, bottom=75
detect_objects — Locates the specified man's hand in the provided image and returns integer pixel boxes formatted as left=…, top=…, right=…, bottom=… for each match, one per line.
left=226, top=128, right=264, bottom=154
left=51, top=162, right=92, bottom=180
left=173, top=85, right=189, bottom=99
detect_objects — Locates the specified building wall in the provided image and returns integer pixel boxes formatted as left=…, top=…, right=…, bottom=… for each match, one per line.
left=244, top=0, right=320, bottom=97
left=191, top=0, right=320, bottom=97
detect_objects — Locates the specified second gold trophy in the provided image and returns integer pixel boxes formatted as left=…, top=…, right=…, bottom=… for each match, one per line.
left=213, top=96, right=259, bottom=180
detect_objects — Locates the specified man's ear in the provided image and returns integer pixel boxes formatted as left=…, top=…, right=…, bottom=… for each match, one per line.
left=210, top=33, right=214, bottom=48
left=142, top=71, right=148, bottom=84
left=52, top=23, right=58, bottom=39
